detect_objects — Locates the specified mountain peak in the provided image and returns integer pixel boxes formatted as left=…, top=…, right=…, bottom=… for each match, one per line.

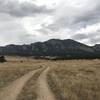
left=0, top=38, right=100, bottom=59
left=45, top=39, right=61, bottom=42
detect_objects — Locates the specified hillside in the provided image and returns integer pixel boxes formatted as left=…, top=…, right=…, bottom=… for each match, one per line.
left=0, top=39, right=100, bottom=59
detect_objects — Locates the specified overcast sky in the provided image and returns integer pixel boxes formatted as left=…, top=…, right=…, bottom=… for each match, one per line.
left=0, top=0, right=100, bottom=46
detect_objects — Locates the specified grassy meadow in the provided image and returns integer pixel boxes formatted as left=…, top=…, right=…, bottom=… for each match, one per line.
left=48, top=60, right=100, bottom=100
left=0, top=56, right=100, bottom=100
left=0, top=56, right=44, bottom=88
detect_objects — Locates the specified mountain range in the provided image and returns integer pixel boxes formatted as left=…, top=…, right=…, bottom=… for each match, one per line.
left=0, top=39, right=100, bottom=59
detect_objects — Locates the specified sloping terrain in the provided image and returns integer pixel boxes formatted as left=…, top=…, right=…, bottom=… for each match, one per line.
left=0, top=39, right=99, bottom=59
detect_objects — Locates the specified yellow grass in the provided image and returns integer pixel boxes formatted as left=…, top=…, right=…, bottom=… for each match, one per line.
left=0, top=56, right=100, bottom=100
left=48, top=60, right=100, bottom=100
left=0, top=56, right=44, bottom=88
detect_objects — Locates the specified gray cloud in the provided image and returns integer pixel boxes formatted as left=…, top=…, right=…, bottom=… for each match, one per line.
left=71, top=29, right=100, bottom=45
left=72, top=34, right=88, bottom=40
left=0, top=0, right=100, bottom=45
left=35, top=0, right=100, bottom=45
left=0, top=13, right=32, bottom=45
left=43, top=0, right=100, bottom=32
left=0, top=0, right=52, bottom=17
left=88, top=36, right=100, bottom=45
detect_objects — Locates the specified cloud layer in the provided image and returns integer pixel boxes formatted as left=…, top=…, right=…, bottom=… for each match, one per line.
left=0, top=0, right=52, bottom=17
left=0, top=0, right=100, bottom=45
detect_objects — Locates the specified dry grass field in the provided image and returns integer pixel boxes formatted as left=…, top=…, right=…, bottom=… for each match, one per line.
left=48, top=60, right=100, bottom=100
left=0, top=56, right=43, bottom=89
left=0, top=56, right=100, bottom=100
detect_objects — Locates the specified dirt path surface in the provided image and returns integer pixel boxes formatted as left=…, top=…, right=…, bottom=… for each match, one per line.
left=0, top=68, right=42, bottom=100
left=37, top=67, right=56, bottom=100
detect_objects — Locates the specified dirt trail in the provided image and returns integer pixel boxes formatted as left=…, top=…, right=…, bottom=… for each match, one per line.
left=0, top=68, right=42, bottom=100
left=37, top=67, right=56, bottom=100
